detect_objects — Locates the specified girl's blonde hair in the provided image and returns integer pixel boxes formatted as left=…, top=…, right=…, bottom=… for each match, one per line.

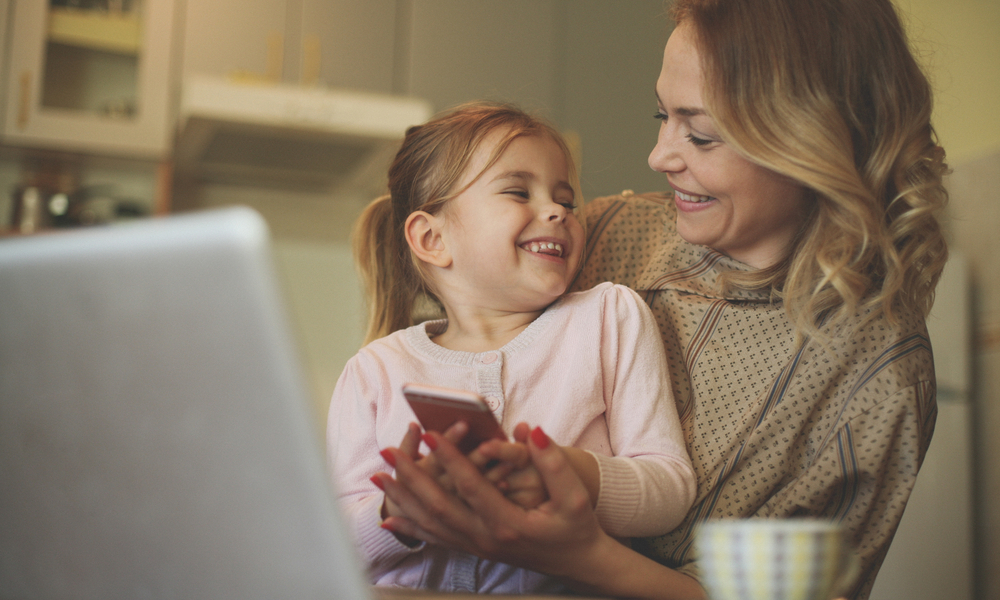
left=353, top=101, right=579, bottom=344
left=670, top=0, right=948, bottom=340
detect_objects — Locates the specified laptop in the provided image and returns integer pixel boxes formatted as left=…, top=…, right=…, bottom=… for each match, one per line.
left=0, top=207, right=373, bottom=599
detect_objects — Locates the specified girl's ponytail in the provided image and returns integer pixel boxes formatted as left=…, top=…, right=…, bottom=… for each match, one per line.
left=353, top=193, right=427, bottom=344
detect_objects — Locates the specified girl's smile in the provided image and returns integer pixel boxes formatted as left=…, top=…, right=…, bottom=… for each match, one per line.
left=434, top=131, right=584, bottom=324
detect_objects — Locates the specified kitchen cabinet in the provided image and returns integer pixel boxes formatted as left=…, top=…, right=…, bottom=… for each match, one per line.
left=1, top=0, right=178, bottom=159
left=181, top=0, right=396, bottom=93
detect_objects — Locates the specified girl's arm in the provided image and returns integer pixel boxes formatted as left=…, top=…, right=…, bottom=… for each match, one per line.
left=376, top=428, right=707, bottom=600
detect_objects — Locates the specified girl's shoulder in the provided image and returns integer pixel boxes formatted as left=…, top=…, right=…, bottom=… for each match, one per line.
left=560, top=281, right=652, bottom=319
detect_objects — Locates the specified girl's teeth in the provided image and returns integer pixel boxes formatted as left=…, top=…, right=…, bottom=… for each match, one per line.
left=526, top=242, right=563, bottom=256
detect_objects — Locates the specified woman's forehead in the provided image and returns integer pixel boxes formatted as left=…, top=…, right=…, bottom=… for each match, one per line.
left=657, top=23, right=707, bottom=113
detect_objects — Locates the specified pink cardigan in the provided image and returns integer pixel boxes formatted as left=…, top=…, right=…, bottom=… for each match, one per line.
left=327, top=282, right=695, bottom=593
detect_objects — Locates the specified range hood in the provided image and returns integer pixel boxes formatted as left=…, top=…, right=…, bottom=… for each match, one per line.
left=174, top=76, right=432, bottom=192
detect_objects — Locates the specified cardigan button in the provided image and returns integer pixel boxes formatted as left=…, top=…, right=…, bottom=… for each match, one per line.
left=480, top=352, right=498, bottom=364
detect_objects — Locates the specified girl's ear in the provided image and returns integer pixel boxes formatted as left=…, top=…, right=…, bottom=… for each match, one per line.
left=404, top=211, right=452, bottom=268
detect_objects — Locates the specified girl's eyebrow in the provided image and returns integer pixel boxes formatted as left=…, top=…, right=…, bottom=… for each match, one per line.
left=492, top=171, right=534, bottom=183
left=492, top=171, right=575, bottom=195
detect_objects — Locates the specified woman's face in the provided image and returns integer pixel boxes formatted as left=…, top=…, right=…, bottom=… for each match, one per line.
left=648, top=22, right=809, bottom=269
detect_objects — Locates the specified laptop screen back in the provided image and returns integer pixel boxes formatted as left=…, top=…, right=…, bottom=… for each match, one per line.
left=0, top=207, right=370, bottom=600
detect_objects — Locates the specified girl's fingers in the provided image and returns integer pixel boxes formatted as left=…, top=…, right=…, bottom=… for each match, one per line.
left=511, top=421, right=532, bottom=444
left=399, top=422, right=423, bottom=460
left=483, top=461, right=516, bottom=484
left=441, top=420, right=470, bottom=445
left=475, top=439, right=530, bottom=466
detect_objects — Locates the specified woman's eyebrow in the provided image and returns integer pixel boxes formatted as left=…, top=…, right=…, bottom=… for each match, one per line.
left=654, top=91, right=706, bottom=117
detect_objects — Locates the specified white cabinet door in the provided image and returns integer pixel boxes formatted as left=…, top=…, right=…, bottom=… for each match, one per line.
left=181, top=0, right=396, bottom=92
left=294, top=0, right=396, bottom=92
left=2, top=0, right=177, bottom=159
left=181, top=0, right=287, bottom=81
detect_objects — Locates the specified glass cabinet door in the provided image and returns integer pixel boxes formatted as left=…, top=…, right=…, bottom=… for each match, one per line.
left=41, top=0, right=142, bottom=118
left=2, top=0, right=176, bottom=158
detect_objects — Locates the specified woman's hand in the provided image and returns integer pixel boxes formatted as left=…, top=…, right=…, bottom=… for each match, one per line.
left=374, top=425, right=708, bottom=599
left=376, top=421, right=544, bottom=523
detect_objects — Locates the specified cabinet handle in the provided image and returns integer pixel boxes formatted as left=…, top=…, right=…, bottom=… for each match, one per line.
left=266, top=32, right=283, bottom=81
left=302, top=34, right=321, bottom=86
left=18, top=71, right=32, bottom=129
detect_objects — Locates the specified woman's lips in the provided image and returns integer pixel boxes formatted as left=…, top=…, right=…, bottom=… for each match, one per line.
left=673, top=188, right=716, bottom=212
left=674, top=189, right=714, bottom=203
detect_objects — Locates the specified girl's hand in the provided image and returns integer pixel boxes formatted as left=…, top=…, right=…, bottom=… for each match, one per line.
left=478, top=423, right=548, bottom=509
left=375, top=425, right=608, bottom=578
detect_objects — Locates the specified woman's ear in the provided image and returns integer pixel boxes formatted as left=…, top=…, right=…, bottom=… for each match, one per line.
left=404, top=211, right=452, bottom=268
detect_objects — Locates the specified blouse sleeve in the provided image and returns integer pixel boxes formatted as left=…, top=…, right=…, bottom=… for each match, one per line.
left=326, top=353, right=423, bottom=579
left=591, top=284, right=697, bottom=537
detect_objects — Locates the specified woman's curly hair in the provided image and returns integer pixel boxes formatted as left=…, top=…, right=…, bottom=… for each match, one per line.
left=670, top=0, right=948, bottom=341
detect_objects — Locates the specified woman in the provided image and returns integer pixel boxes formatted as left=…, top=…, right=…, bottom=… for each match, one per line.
left=373, top=0, right=948, bottom=598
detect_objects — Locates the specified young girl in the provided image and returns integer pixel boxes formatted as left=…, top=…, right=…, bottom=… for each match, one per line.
left=327, top=102, right=694, bottom=594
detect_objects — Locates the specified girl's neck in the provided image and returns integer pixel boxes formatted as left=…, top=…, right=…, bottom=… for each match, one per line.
left=431, top=303, right=545, bottom=353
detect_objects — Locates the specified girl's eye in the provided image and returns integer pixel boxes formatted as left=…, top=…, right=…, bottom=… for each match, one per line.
left=687, top=133, right=714, bottom=147
left=558, top=200, right=577, bottom=210
left=505, top=190, right=529, bottom=199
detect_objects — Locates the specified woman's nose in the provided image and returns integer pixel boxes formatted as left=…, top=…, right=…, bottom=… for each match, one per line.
left=648, top=127, right=685, bottom=173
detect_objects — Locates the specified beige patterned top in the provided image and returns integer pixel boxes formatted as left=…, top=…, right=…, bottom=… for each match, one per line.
left=573, top=192, right=937, bottom=600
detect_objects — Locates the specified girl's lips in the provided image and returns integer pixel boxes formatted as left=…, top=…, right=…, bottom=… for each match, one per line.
left=519, top=238, right=572, bottom=264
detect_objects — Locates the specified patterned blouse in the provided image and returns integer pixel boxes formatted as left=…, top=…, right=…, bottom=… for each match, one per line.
left=573, top=191, right=937, bottom=600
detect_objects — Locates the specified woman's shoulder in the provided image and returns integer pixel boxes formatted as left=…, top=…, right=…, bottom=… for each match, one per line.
left=583, top=190, right=676, bottom=229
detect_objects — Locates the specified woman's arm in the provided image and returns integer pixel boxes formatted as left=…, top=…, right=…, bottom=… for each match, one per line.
left=376, top=426, right=707, bottom=600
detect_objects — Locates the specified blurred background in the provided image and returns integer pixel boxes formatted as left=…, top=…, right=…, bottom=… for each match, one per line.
left=0, top=1, right=996, bottom=599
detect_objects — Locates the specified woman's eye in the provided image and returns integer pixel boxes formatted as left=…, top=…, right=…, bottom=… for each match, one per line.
left=687, top=133, right=714, bottom=147
left=653, top=112, right=668, bottom=122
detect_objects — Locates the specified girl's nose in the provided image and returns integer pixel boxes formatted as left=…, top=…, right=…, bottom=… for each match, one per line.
left=540, top=200, right=568, bottom=222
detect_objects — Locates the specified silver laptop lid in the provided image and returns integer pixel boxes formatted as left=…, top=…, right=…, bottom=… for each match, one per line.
left=0, top=207, right=371, bottom=600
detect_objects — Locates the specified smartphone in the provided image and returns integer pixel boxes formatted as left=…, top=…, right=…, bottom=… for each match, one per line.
left=402, top=383, right=507, bottom=454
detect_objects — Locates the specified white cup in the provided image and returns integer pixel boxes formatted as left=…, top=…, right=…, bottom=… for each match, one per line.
left=695, top=518, right=859, bottom=600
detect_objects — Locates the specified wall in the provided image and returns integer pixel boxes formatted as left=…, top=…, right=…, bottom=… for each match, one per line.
left=173, top=0, right=671, bottom=428
left=897, top=1, right=1000, bottom=599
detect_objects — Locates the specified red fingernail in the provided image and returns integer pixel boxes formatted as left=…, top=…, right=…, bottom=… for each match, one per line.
left=380, top=448, right=396, bottom=467
left=421, top=433, right=438, bottom=450
left=370, top=475, right=385, bottom=490
left=530, top=426, right=550, bottom=449
left=380, top=521, right=396, bottom=532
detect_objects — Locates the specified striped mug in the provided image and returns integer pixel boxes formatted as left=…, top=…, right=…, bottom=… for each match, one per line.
left=695, top=518, right=859, bottom=600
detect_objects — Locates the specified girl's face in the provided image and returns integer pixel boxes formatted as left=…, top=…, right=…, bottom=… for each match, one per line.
left=437, top=132, right=585, bottom=314
left=648, top=22, right=810, bottom=269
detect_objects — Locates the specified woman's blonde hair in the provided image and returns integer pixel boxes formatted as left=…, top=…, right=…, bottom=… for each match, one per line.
left=670, top=0, right=948, bottom=340
left=353, top=101, right=579, bottom=344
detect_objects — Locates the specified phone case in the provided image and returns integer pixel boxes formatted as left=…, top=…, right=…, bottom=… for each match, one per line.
left=402, top=383, right=506, bottom=454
